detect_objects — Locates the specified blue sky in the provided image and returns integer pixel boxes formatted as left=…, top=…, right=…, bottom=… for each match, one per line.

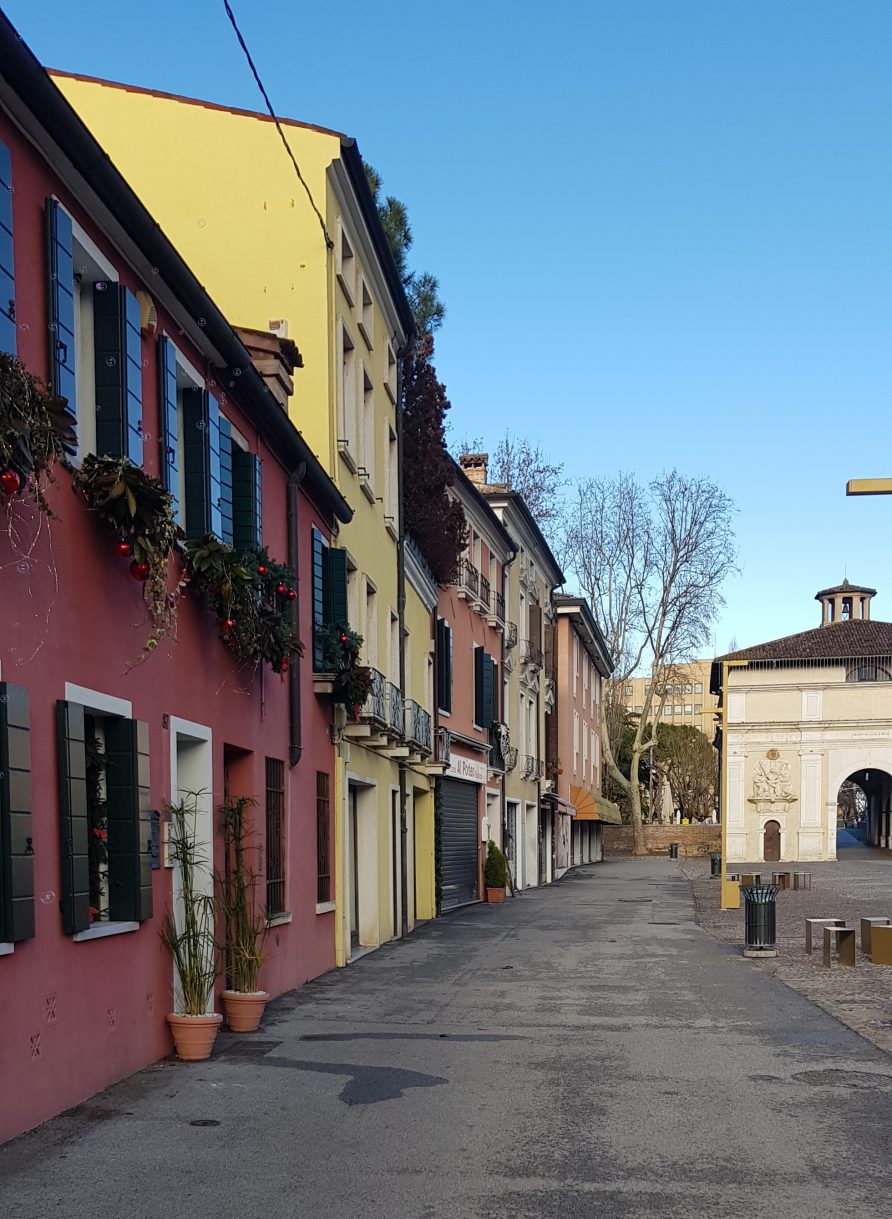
left=6, top=0, right=891, bottom=652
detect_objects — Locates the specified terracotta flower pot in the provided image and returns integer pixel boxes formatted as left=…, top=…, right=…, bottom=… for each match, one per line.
left=222, top=990, right=269, bottom=1033
left=166, top=1012, right=223, bottom=1061
left=486, top=886, right=506, bottom=904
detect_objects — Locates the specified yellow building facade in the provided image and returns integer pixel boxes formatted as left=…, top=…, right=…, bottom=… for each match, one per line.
left=54, top=74, right=436, bottom=964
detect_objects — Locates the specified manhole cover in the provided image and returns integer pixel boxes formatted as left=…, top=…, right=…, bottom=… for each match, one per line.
left=189, top=1119, right=220, bottom=1127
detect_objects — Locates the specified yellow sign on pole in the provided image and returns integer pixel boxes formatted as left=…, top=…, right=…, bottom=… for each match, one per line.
left=846, top=478, right=892, bottom=496
left=720, top=659, right=748, bottom=910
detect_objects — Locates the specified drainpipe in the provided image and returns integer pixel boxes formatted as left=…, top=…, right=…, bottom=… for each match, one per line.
left=396, top=344, right=410, bottom=938
left=287, top=460, right=307, bottom=768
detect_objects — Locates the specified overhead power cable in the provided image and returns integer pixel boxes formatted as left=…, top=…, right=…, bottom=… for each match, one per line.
left=222, top=0, right=334, bottom=250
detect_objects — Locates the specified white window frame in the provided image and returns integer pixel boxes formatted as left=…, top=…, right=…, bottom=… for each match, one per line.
left=336, top=218, right=356, bottom=307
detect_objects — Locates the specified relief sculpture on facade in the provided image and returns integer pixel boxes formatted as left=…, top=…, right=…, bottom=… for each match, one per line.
left=748, top=749, right=797, bottom=811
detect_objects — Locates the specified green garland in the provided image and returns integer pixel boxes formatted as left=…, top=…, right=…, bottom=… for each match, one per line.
left=315, top=621, right=373, bottom=712
left=85, top=725, right=108, bottom=922
left=184, top=534, right=302, bottom=674
left=0, top=352, right=77, bottom=519
left=73, top=455, right=180, bottom=662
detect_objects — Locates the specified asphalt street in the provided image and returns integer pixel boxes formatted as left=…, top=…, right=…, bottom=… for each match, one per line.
left=2, top=859, right=890, bottom=1219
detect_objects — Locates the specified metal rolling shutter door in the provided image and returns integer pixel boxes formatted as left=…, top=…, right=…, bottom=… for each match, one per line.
left=439, top=779, right=479, bottom=911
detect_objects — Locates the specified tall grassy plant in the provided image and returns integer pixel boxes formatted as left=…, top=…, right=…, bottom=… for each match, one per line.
left=160, top=796, right=219, bottom=1015
left=218, top=797, right=268, bottom=994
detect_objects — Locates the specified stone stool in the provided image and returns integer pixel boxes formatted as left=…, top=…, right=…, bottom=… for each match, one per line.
left=860, top=917, right=891, bottom=955
left=869, top=924, right=892, bottom=965
left=805, top=918, right=844, bottom=954
left=793, top=872, right=812, bottom=891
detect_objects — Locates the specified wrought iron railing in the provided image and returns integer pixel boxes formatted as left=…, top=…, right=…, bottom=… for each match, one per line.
left=479, top=574, right=491, bottom=611
left=385, top=681, right=404, bottom=736
left=505, top=621, right=518, bottom=649
left=436, top=727, right=452, bottom=764
left=359, top=667, right=386, bottom=725
left=505, top=746, right=518, bottom=771
left=522, top=755, right=544, bottom=780
left=521, top=639, right=544, bottom=669
left=404, top=699, right=432, bottom=753
left=494, top=591, right=505, bottom=623
left=460, top=558, right=480, bottom=599
left=489, top=722, right=509, bottom=771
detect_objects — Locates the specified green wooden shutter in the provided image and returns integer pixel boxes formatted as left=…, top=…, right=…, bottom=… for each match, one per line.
left=0, top=142, right=15, bottom=356
left=93, top=284, right=144, bottom=464
left=218, top=415, right=234, bottom=545
left=324, top=548, right=349, bottom=628
left=232, top=449, right=262, bottom=550
left=104, top=717, right=152, bottom=923
left=489, top=658, right=499, bottom=725
left=158, top=337, right=181, bottom=524
left=474, top=647, right=486, bottom=727
left=45, top=199, right=77, bottom=438
left=183, top=388, right=225, bottom=539
left=436, top=621, right=452, bottom=715
left=56, top=701, right=90, bottom=935
left=0, top=683, right=34, bottom=942
left=312, top=528, right=325, bottom=671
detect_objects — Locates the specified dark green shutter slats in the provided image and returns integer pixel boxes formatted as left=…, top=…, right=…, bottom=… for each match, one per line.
left=312, top=528, right=325, bottom=671
left=0, top=684, right=34, bottom=942
left=218, top=415, right=234, bottom=545
left=489, top=659, right=499, bottom=725
left=325, top=548, right=349, bottom=628
left=232, top=449, right=262, bottom=550
left=93, top=284, right=143, bottom=464
left=437, top=619, right=452, bottom=713
left=158, top=337, right=181, bottom=524
left=45, top=199, right=77, bottom=438
left=0, top=142, right=15, bottom=356
left=56, top=701, right=90, bottom=935
left=183, top=387, right=225, bottom=540
left=103, top=717, right=152, bottom=923
left=474, top=649, right=495, bottom=728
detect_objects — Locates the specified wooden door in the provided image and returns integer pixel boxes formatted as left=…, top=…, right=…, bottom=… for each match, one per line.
left=763, top=820, right=781, bottom=862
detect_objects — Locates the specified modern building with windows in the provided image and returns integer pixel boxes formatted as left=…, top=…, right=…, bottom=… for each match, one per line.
left=52, top=70, right=436, bottom=965
left=0, top=17, right=350, bottom=1142
left=712, top=580, right=892, bottom=863
left=622, top=658, right=718, bottom=739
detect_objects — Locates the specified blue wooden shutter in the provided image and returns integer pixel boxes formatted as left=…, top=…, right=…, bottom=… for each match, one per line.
left=325, top=548, right=348, bottom=628
left=45, top=199, right=77, bottom=432
left=0, top=142, right=15, bottom=356
left=183, top=387, right=225, bottom=539
left=56, top=701, right=90, bottom=935
left=158, top=337, right=181, bottom=524
left=93, top=284, right=144, bottom=464
left=232, top=449, right=262, bottom=550
left=218, top=414, right=234, bottom=545
left=0, top=683, right=34, bottom=943
left=312, top=529, right=326, bottom=671
left=104, top=717, right=152, bottom=923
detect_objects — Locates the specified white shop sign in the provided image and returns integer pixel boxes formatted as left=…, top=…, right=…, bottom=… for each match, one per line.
left=445, top=753, right=488, bottom=785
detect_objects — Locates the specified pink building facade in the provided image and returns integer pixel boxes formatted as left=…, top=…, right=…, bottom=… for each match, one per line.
left=434, top=465, right=515, bottom=910
left=546, top=596, right=617, bottom=874
left=0, top=21, right=350, bottom=1143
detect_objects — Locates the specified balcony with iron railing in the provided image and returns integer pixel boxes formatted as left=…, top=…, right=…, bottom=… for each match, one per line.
left=404, top=699, right=432, bottom=755
left=522, top=755, right=545, bottom=781
left=479, top=574, right=491, bottom=612
left=385, top=681, right=405, bottom=738
left=458, top=558, right=480, bottom=601
left=521, top=639, right=544, bottom=669
left=359, top=667, right=386, bottom=726
left=494, top=591, right=505, bottom=622
left=489, top=722, right=518, bottom=772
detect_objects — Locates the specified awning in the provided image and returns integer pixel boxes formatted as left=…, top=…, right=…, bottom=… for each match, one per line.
left=542, top=792, right=575, bottom=814
left=570, top=786, right=622, bottom=824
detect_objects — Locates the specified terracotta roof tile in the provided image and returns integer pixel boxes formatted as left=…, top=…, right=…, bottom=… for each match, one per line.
left=717, top=619, right=892, bottom=663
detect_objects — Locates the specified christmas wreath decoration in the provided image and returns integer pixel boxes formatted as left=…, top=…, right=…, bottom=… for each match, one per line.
left=0, top=352, right=77, bottom=519
left=316, top=621, right=373, bottom=713
left=73, top=454, right=180, bottom=661
left=183, top=534, right=302, bottom=674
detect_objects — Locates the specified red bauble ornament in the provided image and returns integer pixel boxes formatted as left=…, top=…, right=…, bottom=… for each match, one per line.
left=287, top=589, right=296, bottom=601
left=276, top=583, right=287, bottom=596
left=280, top=660, right=289, bottom=673
left=257, top=565, right=268, bottom=576
left=0, top=469, right=21, bottom=496
left=224, top=618, right=235, bottom=629
left=117, top=541, right=133, bottom=557
left=129, top=560, right=150, bottom=582
left=340, top=633, right=348, bottom=643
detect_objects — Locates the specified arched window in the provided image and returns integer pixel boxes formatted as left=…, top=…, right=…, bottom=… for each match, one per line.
left=845, top=662, right=892, bottom=683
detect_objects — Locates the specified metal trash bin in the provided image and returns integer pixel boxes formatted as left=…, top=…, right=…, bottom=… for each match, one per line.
left=742, top=885, right=779, bottom=957
left=710, top=852, right=722, bottom=878
left=668, top=842, right=679, bottom=860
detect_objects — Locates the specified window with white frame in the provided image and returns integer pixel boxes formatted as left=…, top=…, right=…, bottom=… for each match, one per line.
left=358, top=277, right=373, bottom=348
left=360, top=367, right=375, bottom=487
left=385, top=341, right=397, bottom=403
left=71, top=227, right=120, bottom=460
left=591, top=728, right=598, bottom=782
left=573, top=710, right=580, bottom=769
left=386, top=426, right=398, bottom=528
left=364, top=579, right=378, bottom=667
left=336, top=220, right=355, bottom=306
left=573, top=634, right=579, bottom=693
left=338, top=324, right=357, bottom=459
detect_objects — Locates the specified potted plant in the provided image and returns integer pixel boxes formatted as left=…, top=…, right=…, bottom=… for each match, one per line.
left=484, top=839, right=509, bottom=904
left=218, top=796, right=269, bottom=1032
left=160, top=796, right=222, bottom=1060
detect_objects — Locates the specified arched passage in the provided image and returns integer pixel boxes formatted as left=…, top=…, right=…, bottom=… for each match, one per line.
left=836, top=769, right=892, bottom=851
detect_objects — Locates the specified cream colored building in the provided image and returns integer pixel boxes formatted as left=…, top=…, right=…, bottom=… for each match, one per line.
left=715, top=581, right=892, bottom=863
left=622, top=659, right=718, bottom=739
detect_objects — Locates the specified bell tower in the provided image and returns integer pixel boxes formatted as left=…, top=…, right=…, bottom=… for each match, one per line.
left=815, top=579, right=876, bottom=626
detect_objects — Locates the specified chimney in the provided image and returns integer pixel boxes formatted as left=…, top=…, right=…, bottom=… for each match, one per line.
left=233, top=325, right=303, bottom=411
left=460, top=452, right=489, bottom=487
